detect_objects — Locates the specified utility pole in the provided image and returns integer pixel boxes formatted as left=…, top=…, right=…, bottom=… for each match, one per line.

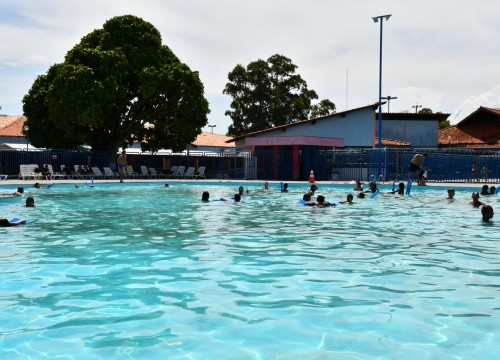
left=381, top=96, right=397, bottom=112
left=412, top=104, right=422, bottom=113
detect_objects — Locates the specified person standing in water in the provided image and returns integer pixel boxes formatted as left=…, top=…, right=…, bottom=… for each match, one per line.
left=117, top=150, right=127, bottom=183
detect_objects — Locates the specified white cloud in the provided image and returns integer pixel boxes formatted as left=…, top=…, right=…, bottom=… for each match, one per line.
left=1, top=0, right=500, bottom=134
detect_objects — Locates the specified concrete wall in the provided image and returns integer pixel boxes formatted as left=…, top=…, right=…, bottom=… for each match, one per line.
left=382, top=119, right=439, bottom=147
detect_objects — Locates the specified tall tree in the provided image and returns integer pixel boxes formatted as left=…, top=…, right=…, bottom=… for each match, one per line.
left=22, top=15, right=209, bottom=152
left=223, top=54, right=335, bottom=136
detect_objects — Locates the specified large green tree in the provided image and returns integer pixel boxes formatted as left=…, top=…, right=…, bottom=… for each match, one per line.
left=223, top=54, right=335, bottom=137
left=22, top=15, right=209, bottom=152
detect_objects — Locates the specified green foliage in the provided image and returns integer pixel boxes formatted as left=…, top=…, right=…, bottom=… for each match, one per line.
left=439, top=120, right=451, bottom=129
left=418, top=108, right=433, bottom=114
left=223, top=54, right=335, bottom=137
left=22, top=15, right=209, bottom=152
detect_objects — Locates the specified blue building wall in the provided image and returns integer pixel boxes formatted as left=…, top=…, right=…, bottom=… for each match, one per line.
left=382, top=119, right=438, bottom=147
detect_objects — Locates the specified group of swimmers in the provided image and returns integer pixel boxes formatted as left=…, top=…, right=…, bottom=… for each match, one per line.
left=0, top=186, right=37, bottom=227
left=201, top=179, right=497, bottom=223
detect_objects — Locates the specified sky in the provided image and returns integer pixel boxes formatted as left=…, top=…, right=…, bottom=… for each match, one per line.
left=1, top=0, right=500, bottom=135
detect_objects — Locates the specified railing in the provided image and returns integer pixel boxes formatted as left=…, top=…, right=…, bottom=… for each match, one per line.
left=1, top=147, right=499, bottom=182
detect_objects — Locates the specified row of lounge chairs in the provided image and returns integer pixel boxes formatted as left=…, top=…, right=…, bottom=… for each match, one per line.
left=18, top=164, right=206, bottom=180
left=164, top=166, right=206, bottom=179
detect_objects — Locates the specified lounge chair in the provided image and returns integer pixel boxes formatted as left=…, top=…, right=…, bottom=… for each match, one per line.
left=167, top=166, right=178, bottom=178
left=73, top=165, right=86, bottom=179
left=103, top=167, right=118, bottom=179
left=183, top=167, right=196, bottom=179
left=91, top=167, right=104, bottom=179
left=173, top=166, right=185, bottom=178
left=140, top=166, right=150, bottom=178
left=61, top=165, right=75, bottom=179
left=194, top=166, right=206, bottom=179
left=126, top=165, right=139, bottom=178
left=149, top=168, right=162, bottom=178
left=46, top=164, right=66, bottom=179
left=19, top=164, right=42, bottom=180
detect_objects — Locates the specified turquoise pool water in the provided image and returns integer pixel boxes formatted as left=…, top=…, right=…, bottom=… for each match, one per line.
left=0, top=182, right=499, bottom=359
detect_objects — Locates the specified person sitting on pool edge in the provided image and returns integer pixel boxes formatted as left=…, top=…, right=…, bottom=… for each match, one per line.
left=481, top=205, right=494, bottom=223
left=470, top=192, right=485, bottom=208
left=0, top=217, right=26, bottom=227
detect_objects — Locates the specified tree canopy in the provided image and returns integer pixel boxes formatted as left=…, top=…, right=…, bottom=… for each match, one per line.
left=22, top=15, right=209, bottom=152
left=223, top=54, right=335, bottom=137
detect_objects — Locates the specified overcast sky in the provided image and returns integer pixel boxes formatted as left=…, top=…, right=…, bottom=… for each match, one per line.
left=1, top=0, right=500, bottom=134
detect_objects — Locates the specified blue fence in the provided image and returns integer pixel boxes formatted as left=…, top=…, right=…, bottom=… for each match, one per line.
left=1, top=148, right=499, bottom=182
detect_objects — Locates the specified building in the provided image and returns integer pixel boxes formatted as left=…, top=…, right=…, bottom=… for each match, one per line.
left=439, top=106, right=500, bottom=148
left=0, top=114, right=235, bottom=153
left=380, top=112, right=450, bottom=148
left=227, top=104, right=447, bottom=180
left=0, top=115, right=30, bottom=150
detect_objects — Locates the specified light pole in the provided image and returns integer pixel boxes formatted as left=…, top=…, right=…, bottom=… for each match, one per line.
left=372, top=14, right=391, bottom=179
left=208, top=125, right=216, bottom=134
left=24, top=125, right=29, bottom=151
left=381, top=95, right=397, bottom=113
left=412, top=104, right=422, bottom=113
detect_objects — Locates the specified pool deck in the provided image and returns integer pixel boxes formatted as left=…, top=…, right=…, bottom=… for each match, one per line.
left=0, top=177, right=497, bottom=189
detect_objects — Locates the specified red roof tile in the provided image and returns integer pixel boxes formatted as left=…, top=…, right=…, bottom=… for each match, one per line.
left=0, top=115, right=26, bottom=137
left=192, top=132, right=234, bottom=148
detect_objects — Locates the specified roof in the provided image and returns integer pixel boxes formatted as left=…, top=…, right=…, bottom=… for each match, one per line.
left=454, top=106, right=500, bottom=144
left=380, top=112, right=450, bottom=121
left=438, top=126, right=499, bottom=147
left=0, top=115, right=26, bottom=137
left=191, top=132, right=234, bottom=148
left=456, top=106, right=500, bottom=127
left=375, top=137, right=411, bottom=147
left=226, top=103, right=380, bottom=143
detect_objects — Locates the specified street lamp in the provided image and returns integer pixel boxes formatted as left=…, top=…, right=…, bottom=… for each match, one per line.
left=372, top=14, right=391, bottom=179
left=381, top=95, right=397, bottom=113
left=412, top=104, right=422, bottom=113
left=24, top=125, right=29, bottom=151
left=208, top=124, right=216, bottom=134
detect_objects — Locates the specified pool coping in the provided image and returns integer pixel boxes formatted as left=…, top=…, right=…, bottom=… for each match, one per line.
left=0, top=177, right=497, bottom=189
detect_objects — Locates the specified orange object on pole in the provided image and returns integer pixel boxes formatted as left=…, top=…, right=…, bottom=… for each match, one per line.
left=309, top=169, right=315, bottom=183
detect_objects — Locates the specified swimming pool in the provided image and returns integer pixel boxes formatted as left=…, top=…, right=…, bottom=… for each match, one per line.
left=1, top=182, right=499, bottom=359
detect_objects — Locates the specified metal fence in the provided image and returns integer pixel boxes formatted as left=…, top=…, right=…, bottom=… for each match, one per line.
left=1, top=147, right=499, bottom=182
